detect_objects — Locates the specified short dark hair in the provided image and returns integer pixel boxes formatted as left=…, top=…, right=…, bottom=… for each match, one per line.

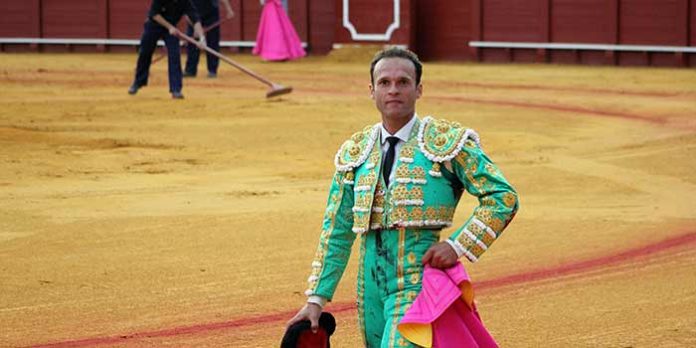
left=370, top=47, right=423, bottom=86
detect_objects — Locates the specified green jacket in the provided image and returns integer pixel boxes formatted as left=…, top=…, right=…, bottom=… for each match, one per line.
left=305, top=116, right=519, bottom=300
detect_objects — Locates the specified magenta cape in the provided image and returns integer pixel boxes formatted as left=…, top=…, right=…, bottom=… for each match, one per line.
left=397, top=263, right=498, bottom=348
left=253, top=0, right=306, bottom=61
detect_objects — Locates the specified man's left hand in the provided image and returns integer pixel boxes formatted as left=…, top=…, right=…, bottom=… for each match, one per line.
left=193, top=22, right=205, bottom=40
left=422, top=242, right=458, bottom=269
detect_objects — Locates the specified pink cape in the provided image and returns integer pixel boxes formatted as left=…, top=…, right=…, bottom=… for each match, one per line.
left=397, top=264, right=498, bottom=348
left=252, top=0, right=306, bottom=61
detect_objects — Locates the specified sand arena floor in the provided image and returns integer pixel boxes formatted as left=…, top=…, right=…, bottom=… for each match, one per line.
left=1, top=50, right=695, bottom=347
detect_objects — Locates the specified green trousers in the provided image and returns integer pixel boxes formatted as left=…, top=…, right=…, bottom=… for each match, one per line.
left=357, top=228, right=439, bottom=348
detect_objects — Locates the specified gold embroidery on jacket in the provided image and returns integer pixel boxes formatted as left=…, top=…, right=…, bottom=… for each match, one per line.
left=409, top=207, right=423, bottom=220
left=503, top=192, right=517, bottom=207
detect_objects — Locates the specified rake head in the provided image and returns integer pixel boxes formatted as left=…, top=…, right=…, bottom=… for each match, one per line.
left=266, top=84, right=293, bottom=98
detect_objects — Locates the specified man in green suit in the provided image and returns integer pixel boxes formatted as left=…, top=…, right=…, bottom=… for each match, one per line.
left=287, top=47, right=519, bottom=347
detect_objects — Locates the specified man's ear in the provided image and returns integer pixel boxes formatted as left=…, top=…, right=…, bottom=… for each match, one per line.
left=369, top=84, right=375, bottom=100
left=416, top=83, right=423, bottom=99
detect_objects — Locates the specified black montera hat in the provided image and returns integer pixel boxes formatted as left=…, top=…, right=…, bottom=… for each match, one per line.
left=280, top=312, right=336, bottom=348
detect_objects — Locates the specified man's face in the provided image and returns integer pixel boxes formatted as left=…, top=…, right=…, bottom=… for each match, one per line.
left=370, top=57, right=422, bottom=123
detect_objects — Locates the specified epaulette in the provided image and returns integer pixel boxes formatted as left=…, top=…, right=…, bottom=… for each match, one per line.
left=334, top=124, right=380, bottom=172
left=417, top=116, right=480, bottom=162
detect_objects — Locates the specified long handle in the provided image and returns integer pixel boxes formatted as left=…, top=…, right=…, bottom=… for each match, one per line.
left=175, top=31, right=275, bottom=87
left=153, top=15, right=285, bottom=94
left=202, top=17, right=229, bottom=32
left=151, top=17, right=231, bottom=65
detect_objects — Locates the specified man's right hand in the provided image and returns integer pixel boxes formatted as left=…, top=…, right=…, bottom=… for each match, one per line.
left=286, top=303, right=322, bottom=333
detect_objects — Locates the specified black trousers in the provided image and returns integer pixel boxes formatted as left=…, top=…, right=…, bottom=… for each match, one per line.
left=185, top=11, right=221, bottom=75
left=133, top=20, right=183, bottom=93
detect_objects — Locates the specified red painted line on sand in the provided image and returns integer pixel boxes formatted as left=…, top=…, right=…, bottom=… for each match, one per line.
left=437, top=81, right=689, bottom=99
left=475, top=232, right=696, bottom=290
left=298, top=87, right=670, bottom=125
left=29, top=303, right=356, bottom=348
left=432, top=95, right=666, bottom=124
left=31, top=231, right=696, bottom=347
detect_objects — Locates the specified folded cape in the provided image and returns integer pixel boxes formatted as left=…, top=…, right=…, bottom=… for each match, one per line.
left=397, top=263, right=498, bottom=348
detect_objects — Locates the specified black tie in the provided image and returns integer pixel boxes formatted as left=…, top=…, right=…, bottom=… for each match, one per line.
left=382, top=136, right=400, bottom=187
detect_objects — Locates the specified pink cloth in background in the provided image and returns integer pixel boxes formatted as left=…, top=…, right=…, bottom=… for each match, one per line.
left=399, top=264, right=498, bottom=348
left=253, top=0, right=306, bottom=61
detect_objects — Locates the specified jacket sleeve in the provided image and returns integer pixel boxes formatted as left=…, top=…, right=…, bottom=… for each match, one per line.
left=184, top=0, right=201, bottom=23
left=447, top=140, right=519, bottom=262
left=304, top=170, right=356, bottom=301
left=147, top=0, right=163, bottom=19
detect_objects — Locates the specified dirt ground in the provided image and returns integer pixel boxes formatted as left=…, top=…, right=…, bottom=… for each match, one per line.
left=1, top=50, right=695, bottom=348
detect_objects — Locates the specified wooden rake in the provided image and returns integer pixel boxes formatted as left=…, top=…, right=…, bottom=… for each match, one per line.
left=151, top=17, right=231, bottom=65
left=152, top=16, right=292, bottom=98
